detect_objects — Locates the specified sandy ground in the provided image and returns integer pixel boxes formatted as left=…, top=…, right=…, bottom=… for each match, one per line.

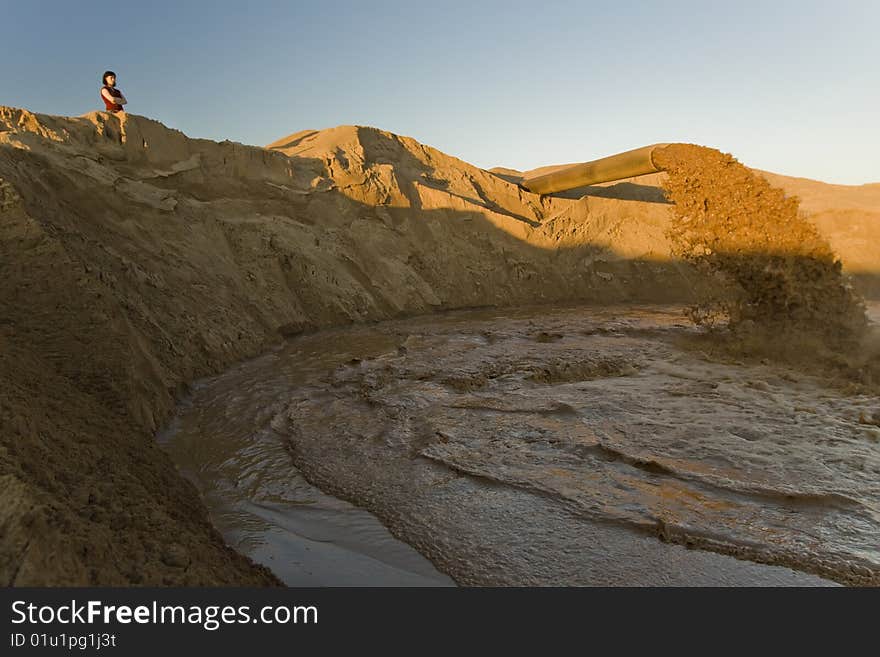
left=1, top=106, right=878, bottom=584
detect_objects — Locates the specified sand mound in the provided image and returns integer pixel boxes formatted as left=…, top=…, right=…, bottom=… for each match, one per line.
left=1, top=106, right=877, bottom=584
left=656, top=144, right=867, bottom=339
left=655, top=144, right=878, bottom=388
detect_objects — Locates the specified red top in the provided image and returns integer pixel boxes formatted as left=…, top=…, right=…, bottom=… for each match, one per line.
left=101, top=85, right=124, bottom=111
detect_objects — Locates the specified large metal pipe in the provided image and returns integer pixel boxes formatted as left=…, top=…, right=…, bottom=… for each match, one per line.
left=521, top=143, right=670, bottom=195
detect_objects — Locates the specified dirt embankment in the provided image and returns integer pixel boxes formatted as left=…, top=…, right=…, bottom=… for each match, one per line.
left=0, top=107, right=877, bottom=584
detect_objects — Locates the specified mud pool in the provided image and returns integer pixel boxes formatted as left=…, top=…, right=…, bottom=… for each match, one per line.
left=159, top=303, right=880, bottom=586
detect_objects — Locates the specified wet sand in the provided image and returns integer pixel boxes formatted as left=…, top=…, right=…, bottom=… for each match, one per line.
left=160, top=302, right=880, bottom=585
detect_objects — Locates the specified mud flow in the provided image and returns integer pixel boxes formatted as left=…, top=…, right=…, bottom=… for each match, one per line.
left=160, top=303, right=880, bottom=585
left=157, top=331, right=456, bottom=587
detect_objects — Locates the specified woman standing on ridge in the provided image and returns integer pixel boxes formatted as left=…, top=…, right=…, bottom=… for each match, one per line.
left=100, top=71, right=127, bottom=113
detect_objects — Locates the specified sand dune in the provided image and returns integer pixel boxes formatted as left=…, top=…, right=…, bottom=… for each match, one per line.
left=1, top=106, right=877, bottom=584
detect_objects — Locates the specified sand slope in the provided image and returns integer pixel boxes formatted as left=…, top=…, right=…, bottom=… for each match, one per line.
left=0, top=107, right=877, bottom=584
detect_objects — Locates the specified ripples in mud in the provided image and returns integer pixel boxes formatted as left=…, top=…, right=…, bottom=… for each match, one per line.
left=157, top=333, right=456, bottom=586
left=161, top=303, right=880, bottom=585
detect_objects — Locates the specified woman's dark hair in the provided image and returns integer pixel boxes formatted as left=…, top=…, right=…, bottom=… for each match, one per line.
left=102, top=70, right=116, bottom=85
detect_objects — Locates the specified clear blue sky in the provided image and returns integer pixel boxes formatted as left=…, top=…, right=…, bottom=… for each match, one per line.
left=2, top=0, right=878, bottom=184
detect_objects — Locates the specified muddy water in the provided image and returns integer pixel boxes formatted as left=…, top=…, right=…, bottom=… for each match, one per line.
left=157, top=333, right=456, bottom=586
left=160, top=303, right=880, bottom=586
